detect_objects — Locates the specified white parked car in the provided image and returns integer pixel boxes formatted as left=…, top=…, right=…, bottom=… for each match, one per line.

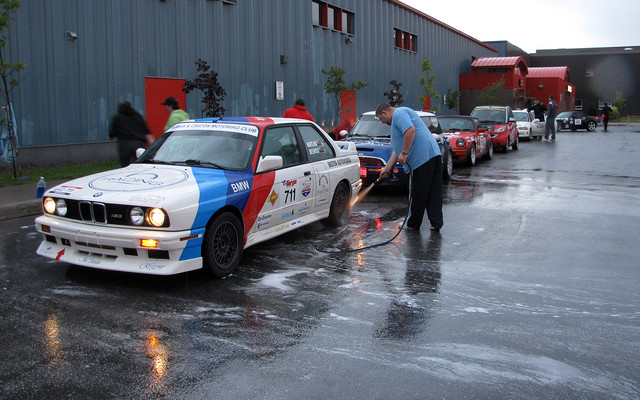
left=35, top=117, right=362, bottom=277
left=514, top=110, right=544, bottom=141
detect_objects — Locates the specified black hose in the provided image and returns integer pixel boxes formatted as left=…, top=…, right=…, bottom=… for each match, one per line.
left=315, top=162, right=413, bottom=254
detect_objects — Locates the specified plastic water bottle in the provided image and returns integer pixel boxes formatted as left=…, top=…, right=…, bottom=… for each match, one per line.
left=36, top=177, right=46, bottom=198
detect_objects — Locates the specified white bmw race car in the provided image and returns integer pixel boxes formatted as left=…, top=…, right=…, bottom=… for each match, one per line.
left=36, top=117, right=361, bottom=277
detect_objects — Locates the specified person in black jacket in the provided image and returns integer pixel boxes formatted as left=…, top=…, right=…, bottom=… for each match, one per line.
left=109, top=101, right=152, bottom=167
left=602, top=102, right=612, bottom=131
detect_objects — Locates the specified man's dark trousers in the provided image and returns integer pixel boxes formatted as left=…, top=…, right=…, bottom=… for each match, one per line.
left=407, top=155, right=443, bottom=230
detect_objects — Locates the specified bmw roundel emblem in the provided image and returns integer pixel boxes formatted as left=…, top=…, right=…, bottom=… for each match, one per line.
left=93, top=192, right=103, bottom=197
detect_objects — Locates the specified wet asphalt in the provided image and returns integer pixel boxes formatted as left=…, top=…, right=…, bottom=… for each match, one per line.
left=1, top=125, right=639, bottom=399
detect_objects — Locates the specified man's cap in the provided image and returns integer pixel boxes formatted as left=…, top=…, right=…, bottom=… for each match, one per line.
left=161, top=97, right=178, bottom=107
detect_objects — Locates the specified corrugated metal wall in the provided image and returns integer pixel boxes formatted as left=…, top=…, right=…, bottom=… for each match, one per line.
left=7, top=0, right=495, bottom=148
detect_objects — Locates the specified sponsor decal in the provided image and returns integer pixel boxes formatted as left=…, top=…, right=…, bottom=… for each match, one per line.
left=138, top=263, right=166, bottom=271
left=257, top=214, right=272, bottom=222
left=291, top=219, right=303, bottom=226
left=284, top=179, right=297, bottom=187
left=316, top=174, right=330, bottom=206
left=298, top=205, right=310, bottom=216
left=128, top=194, right=165, bottom=206
left=281, top=207, right=295, bottom=220
left=56, top=249, right=65, bottom=260
left=49, top=186, right=82, bottom=196
left=172, top=123, right=259, bottom=136
left=267, top=190, right=279, bottom=206
left=301, top=178, right=312, bottom=197
left=326, top=157, right=352, bottom=168
left=78, top=256, right=102, bottom=265
left=231, top=180, right=250, bottom=193
left=89, top=168, right=189, bottom=192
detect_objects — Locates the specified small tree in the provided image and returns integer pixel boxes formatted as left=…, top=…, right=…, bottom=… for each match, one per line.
left=0, top=0, right=25, bottom=180
left=613, top=91, right=626, bottom=117
left=183, top=59, right=226, bottom=118
left=477, top=77, right=505, bottom=105
left=321, top=66, right=369, bottom=125
left=418, top=58, right=440, bottom=112
left=445, top=88, right=460, bottom=111
left=384, top=80, right=403, bottom=106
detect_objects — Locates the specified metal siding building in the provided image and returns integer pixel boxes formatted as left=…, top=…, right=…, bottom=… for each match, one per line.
left=6, top=0, right=495, bottom=162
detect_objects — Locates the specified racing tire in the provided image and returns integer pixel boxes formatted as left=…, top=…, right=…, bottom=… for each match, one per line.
left=587, top=121, right=597, bottom=132
left=467, top=144, right=476, bottom=167
left=512, top=135, right=519, bottom=151
left=503, top=138, right=510, bottom=153
left=323, top=182, right=350, bottom=227
left=484, top=140, right=494, bottom=160
left=203, top=212, right=244, bottom=278
left=443, top=150, right=453, bottom=180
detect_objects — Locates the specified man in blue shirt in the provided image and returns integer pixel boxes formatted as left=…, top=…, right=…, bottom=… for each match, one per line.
left=376, top=103, right=443, bottom=231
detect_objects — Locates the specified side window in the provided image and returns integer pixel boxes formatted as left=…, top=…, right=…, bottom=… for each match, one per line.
left=298, top=125, right=335, bottom=163
left=261, top=126, right=300, bottom=168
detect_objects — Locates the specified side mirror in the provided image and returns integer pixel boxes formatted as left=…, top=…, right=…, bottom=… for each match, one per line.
left=509, top=117, right=516, bottom=122
left=135, top=148, right=146, bottom=158
left=256, top=155, right=283, bottom=173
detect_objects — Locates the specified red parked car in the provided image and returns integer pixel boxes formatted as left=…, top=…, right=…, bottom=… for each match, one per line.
left=439, top=115, right=493, bottom=166
left=470, top=105, right=518, bottom=153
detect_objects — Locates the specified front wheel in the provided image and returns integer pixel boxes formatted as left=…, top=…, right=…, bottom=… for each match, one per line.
left=323, top=182, right=350, bottom=227
left=484, top=140, right=494, bottom=160
left=203, top=212, right=244, bottom=277
left=512, top=135, right=519, bottom=151
left=587, top=120, right=597, bottom=132
left=467, top=144, right=476, bottom=166
left=443, top=150, right=453, bottom=180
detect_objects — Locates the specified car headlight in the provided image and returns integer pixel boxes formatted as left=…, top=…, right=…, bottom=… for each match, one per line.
left=43, top=197, right=56, bottom=214
left=56, top=199, right=67, bottom=216
left=148, top=208, right=166, bottom=227
left=130, top=207, right=145, bottom=225
left=456, top=138, right=465, bottom=147
left=495, top=126, right=506, bottom=132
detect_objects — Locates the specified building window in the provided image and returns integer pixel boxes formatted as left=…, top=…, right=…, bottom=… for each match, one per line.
left=394, top=28, right=417, bottom=52
left=312, top=1, right=354, bottom=34
left=586, top=68, right=594, bottom=77
left=575, top=99, right=583, bottom=111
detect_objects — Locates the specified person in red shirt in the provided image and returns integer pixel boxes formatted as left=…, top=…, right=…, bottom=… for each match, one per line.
left=283, top=99, right=314, bottom=121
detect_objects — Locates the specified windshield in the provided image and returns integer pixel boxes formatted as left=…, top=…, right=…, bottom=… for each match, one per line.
left=350, top=115, right=392, bottom=137
left=439, top=117, right=474, bottom=132
left=513, top=112, right=529, bottom=122
left=349, top=114, right=437, bottom=137
left=471, top=108, right=507, bottom=124
left=137, top=128, right=258, bottom=170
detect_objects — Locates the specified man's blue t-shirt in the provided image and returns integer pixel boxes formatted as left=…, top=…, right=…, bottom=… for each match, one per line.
left=390, top=107, right=441, bottom=172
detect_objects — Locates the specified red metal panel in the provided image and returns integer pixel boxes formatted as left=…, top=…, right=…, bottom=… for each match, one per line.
left=145, top=77, right=187, bottom=140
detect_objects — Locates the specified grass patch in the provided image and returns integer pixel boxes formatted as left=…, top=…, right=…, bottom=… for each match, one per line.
left=0, top=160, right=120, bottom=188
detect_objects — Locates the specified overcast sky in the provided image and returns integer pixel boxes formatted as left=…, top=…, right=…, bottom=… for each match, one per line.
left=400, top=0, right=639, bottom=53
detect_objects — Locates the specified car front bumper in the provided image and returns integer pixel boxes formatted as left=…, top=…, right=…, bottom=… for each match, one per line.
left=35, top=215, right=205, bottom=275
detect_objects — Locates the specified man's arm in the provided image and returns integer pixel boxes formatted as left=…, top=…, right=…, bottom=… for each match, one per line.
left=398, top=126, right=415, bottom=164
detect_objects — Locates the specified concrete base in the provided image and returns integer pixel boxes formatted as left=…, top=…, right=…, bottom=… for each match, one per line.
left=1, top=141, right=118, bottom=171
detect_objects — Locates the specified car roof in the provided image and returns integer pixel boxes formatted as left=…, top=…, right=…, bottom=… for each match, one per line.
left=438, top=115, right=473, bottom=119
left=361, top=110, right=436, bottom=117
left=173, top=117, right=319, bottom=129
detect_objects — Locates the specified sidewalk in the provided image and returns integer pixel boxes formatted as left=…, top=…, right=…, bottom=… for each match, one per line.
left=0, top=179, right=68, bottom=221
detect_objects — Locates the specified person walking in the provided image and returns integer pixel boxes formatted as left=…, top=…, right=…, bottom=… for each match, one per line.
left=376, top=103, right=443, bottom=231
left=544, top=95, right=558, bottom=141
left=108, top=101, right=152, bottom=167
left=162, top=97, right=190, bottom=131
left=282, top=99, right=314, bottom=121
left=602, top=102, right=612, bottom=131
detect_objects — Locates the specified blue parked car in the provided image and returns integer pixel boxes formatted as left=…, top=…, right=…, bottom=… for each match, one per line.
left=345, top=111, right=453, bottom=186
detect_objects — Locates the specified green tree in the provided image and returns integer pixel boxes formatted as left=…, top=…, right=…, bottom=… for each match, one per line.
left=0, top=0, right=25, bottom=180
left=613, top=91, right=626, bottom=116
left=183, top=59, right=226, bottom=118
left=477, top=77, right=505, bottom=105
left=445, top=88, right=460, bottom=111
left=321, top=66, right=369, bottom=125
left=418, top=58, right=440, bottom=112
